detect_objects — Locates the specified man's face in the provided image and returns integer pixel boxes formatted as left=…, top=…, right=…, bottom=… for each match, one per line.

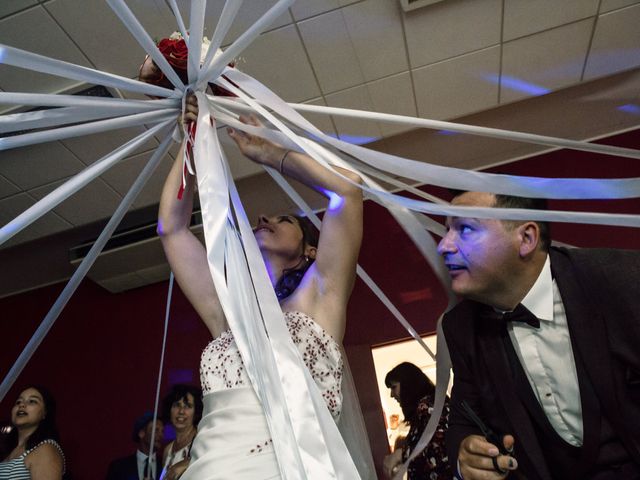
left=437, top=192, right=521, bottom=304
left=139, top=420, right=164, bottom=452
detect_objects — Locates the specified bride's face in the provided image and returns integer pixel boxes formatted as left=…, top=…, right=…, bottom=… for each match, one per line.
left=253, top=215, right=306, bottom=260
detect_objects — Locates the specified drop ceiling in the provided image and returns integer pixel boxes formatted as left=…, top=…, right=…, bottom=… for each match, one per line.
left=1, top=0, right=640, bottom=297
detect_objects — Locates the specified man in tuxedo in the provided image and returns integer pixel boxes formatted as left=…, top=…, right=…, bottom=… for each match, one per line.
left=106, top=412, right=164, bottom=480
left=439, top=191, right=640, bottom=480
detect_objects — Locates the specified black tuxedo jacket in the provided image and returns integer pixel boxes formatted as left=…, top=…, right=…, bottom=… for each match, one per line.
left=443, top=247, right=640, bottom=480
left=105, top=452, right=162, bottom=480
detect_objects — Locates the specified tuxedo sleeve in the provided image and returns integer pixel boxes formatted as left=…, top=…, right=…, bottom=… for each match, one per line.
left=442, top=310, right=484, bottom=472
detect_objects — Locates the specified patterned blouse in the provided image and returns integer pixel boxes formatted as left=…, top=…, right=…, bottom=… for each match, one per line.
left=0, top=439, right=65, bottom=480
left=403, top=395, right=452, bottom=480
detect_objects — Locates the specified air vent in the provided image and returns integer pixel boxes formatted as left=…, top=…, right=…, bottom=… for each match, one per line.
left=400, top=0, right=446, bottom=12
left=69, top=210, right=203, bottom=293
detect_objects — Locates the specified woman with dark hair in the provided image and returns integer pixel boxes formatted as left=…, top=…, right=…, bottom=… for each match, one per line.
left=0, top=386, right=65, bottom=479
left=383, top=363, right=451, bottom=480
left=153, top=81, right=363, bottom=476
left=159, top=384, right=202, bottom=480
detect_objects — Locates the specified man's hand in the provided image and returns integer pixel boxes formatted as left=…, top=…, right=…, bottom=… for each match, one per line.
left=382, top=448, right=403, bottom=479
left=458, top=434, right=517, bottom=479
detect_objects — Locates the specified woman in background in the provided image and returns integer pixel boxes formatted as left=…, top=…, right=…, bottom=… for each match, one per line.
left=159, top=384, right=202, bottom=480
left=383, top=362, right=451, bottom=480
left=0, top=385, right=65, bottom=480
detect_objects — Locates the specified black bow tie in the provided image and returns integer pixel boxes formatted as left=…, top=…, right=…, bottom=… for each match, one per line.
left=483, top=303, right=541, bottom=329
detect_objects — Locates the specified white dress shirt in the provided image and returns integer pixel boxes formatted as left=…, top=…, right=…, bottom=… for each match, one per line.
left=507, top=255, right=584, bottom=446
left=136, top=450, right=157, bottom=480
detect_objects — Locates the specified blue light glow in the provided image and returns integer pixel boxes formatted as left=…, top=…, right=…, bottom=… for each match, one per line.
left=436, top=129, right=459, bottom=136
left=321, top=132, right=379, bottom=145
left=0, top=46, right=5, bottom=63
left=618, top=103, right=640, bottom=115
left=321, top=189, right=344, bottom=211
left=484, top=74, right=550, bottom=96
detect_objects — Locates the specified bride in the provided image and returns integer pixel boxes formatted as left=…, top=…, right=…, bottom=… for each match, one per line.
left=157, top=94, right=364, bottom=478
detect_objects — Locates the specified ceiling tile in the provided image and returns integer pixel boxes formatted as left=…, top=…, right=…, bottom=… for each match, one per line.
left=198, top=1, right=292, bottom=45
left=0, top=175, right=20, bottom=199
left=501, top=19, right=594, bottom=103
left=290, top=0, right=363, bottom=21
left=290, top=0, right=342, bottom=20
left=325, top=85, right=383, bottom=144
left=584, top=4, right=640, bottom=80
left=45, top=0, right=176, bottom=79
left=503, top=0, right=598, bottom=41
left=341, top=0, right=408, bottom=82
left=297, top=9, right=365, bottom=93
left=0, top=141, right=85, bottom=190
left=0, top=192, right=72, bottom=247
left=29, top=177, right=123, bottom=226
left=403, top=0, right=501, bottom=68
left=100, top=149, right=174, bottom=209
left=60, top=126, right=158, bottom=166
left=600, top=0, right=640, bottom=13
left=366, top=72, right=417, bottom=137
left=0, top=0, right=36, bottom=19
left=239, top=24, right=321, bottom=103
left=413, top=46, right=500, bottom=120
left=0, top=6, right=92, bottom=93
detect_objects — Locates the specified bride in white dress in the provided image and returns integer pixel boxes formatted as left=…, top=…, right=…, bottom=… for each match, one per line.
left=157, top=96, right=363, bottom=479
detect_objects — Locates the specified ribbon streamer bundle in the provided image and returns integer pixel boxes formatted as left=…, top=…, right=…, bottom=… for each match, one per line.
left=1, top=1, right=639, bottom=479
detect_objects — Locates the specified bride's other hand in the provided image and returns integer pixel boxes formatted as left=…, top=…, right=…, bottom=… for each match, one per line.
left=227, top=114, right=284, bottom=168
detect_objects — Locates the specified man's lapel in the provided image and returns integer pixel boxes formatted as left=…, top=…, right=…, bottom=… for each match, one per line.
left=476, top=316, right=552, bottom=480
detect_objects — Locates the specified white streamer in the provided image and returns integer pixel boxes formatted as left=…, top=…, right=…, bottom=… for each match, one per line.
left=0, top=109, right=176, bottom=151
left=0, top=120, right=172, bottom=247
left=199, top=0, right=295, bottom=83
left=0, top=92, right=178, bottom=110
left=0, top=43, right=175, bottom=98
left=106, top=0, right=185, bottom=90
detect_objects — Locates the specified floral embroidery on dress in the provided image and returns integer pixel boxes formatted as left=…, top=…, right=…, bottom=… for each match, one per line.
left=402, top=395, right=452, bottom=480
left=200, top=311, right=343, bottom=417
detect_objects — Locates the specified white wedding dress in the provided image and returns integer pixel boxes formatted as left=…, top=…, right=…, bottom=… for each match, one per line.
left=180, top=311, right=344, bottom=480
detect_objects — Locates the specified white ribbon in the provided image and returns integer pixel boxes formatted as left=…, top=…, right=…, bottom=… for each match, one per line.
left=197, top=0, right=244, bottom=91
left=107, top=0, right=185, bottom=91
left=0, top=43, right=175, bottom=98
left=0, top=109, right=176, bottom=151
left=199, top=0, right=296, bottom=84
left=191, top=91, right=360, bottom=478
left=0, top=120, right=173, bottom=247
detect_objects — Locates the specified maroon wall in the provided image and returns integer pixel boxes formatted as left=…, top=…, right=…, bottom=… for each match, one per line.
left=2, top=130, right=639, bottom=479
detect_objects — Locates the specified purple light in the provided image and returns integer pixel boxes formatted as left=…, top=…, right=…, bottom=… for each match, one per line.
left=618, top=103, right=640, bottom=115
left=484, top=74, right=550, bottom=96
left=321, top=189, right=344, bottom=211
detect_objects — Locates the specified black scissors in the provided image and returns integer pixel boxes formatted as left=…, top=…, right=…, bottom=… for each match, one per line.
left=460, top=400, right=513, bottom=474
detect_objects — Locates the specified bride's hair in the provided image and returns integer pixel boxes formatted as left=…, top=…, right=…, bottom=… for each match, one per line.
left=274, top=215, right=318, bottom=301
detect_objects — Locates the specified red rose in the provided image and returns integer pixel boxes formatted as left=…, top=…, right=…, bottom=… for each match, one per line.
left=157, top=38, right=189, bottom=72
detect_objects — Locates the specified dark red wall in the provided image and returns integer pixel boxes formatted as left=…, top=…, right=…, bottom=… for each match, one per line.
left=1, top=130, right=639, bottom=479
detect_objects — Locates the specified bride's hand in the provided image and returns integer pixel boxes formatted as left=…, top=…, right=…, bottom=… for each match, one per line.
left=227, top=114, right=284, bottom=167
left=181, top=94, right=198, bottom=125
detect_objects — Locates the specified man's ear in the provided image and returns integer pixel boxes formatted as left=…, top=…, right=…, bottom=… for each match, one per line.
left=305, top=245, right=317, bottom=260
left=518, top=222, right=540, bottom=257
